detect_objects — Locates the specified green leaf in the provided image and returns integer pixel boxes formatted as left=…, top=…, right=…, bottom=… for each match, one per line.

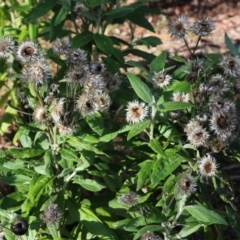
left=184, top=205, right=228, bottom=225
left=148, top=139, right=166, bottom=156
left=151, top=155, right=182, bottom=184
left=126, top=60, right=149, bottom=73
left=82, top=0, right=111, bottom=8
left=225, top=32, right=238, bottom=56
left=137, top=160, right=152, bottom=191
left=43, top=150, right=53, bottom=176
left=226, top=206, right=240, bottom=237
left=123, top=49, right=155, bottom=62
left=54, top=7, right=69, bottom=26
left=134, top=36, right=162, bottom=48
left=0, top=90, right=11, bottom=107
left=159, top=101, right=193, bottom=111
left=86, top=112, right=104, bottom=136
left=71, top=31, right=94, bottom=48
left=67, top=136, right=105, bottom=155
left=104, top=5, right=140, bottom=18
left=166, top=80, right=190, bottom=92
left=2, top=148, right=45, bottom=159
left=60, top=148, right=78, bottom=161
left=28, top=175, right=53, bottom=204
left=133, top=225, right=163, bottom=240
left=73, top=177, right=106, bottom=192
left=178, top=224, right=202, bottom=238
left=23, top=0, right=57, bottom=23
left=126, top=73, right=152, bottom=103
left=150, top=51, right=167, bottom=73
left=94, top=34, right=114, bottom=55
left=127, top=13, right=155, bottom=32
left=127, top=120, right=150, bottom=140
left=99, top=131, right=118, bottom=142
left=171, top=55, right=187, bottom=63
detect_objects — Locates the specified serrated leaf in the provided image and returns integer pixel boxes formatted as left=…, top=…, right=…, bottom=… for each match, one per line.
left=225, top=32, right=238, bottom=56
left=86, top=112, right=104, bottom=136
left=73, top=177, right=106, bottom=192
left=127, top=120, right=150, bottom=140
left=150, top=51, right=167, bottom=73
left=151, top=155, right=182, bottom=184
left=159, top=101, right=193, bottom=111
left=184, top=205, right=228, bottom=225
left=137, top=160, right=152, bottom=190
left=149, top=139, right=165, bottom=156
left=71, top=31, right=94, bottom=48
left=127, top=73, right=152, bottom=103
left=94, top=34, right=114, bottom=55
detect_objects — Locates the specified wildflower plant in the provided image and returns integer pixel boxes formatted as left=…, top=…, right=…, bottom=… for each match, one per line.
left=0, top=1, right=240, bottom=239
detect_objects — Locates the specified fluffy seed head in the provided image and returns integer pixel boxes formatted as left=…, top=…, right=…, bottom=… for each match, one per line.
left=66, top=65, right=89, bottom=86
left=117, top=192, right=139, bottom=206
left=90, top=62, right=105, bottom=75
left=51, top=98, right=65, bottom=123
left=198, top=154, right=218, bottom=177
left=210, top=138, right=225, bottom=153
left=196, top=112, right=208, bottom=123
left=0, top=36, right=15, bottom=58
left=95, top=92, right=111, bottom=112
left=16, top=41, right=40, bottom=63
left=41, top=203, right=62, bottom=225
left=126, top=100, right=148, bottom=124
left=152, top=70, right=172, bottom=89
left=177, top=174, right=197, bottom=196
left=168, top=15, right=188, bottom=39
left=84, top=74, right=106, bottom=94
left=33, top=106, right=48, bottom=124
left=207, top=74, right=229, bottom=95
left=57, top=123, right=76, bottom=135
left=52, top=38, right=71, bottom=56
left=186, top=125, right=210, bottom=147
left=104, top=73, right=122, bottom=91
left=219, top=54, right=240, bottom=77
left=67, top=48, right=87, bottom=66
left=191, top=18, right=215, bottom=36
left=76, top=94, right=98, bottom=116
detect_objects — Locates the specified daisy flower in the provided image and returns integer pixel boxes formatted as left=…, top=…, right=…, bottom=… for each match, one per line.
left=168, top=15, right=188, bottom=39
left=126, top=100, right=148, bottom=124
left=198, top=154, right=219, bottom=177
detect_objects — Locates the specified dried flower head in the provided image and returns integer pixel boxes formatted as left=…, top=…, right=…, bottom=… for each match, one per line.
left=196, top=112, right=208, bottom=123
left=117, top=192, right=139, bottom=206
left=51, top=98, right=65, bottom=123
left=126, top=100, right=148, bottom=124
left=67, top=48, right=87, bottom=66
left=152, top=70, right=172, bottom=89
left=52, top=38, right=71, bottom=56
left=95, top=92, right=111, bottom=112
left=191, top=18, right=215, bottom=36
left=66, top=65, right=89, bottom=86
left=41, top=203, right=62, bottom=225
left=74, top=3, right=88, bottom=16
left=141, top=231, right=162, bottom=240
left=11, top=218, right=28, bottom=236
left=210, top=112, right=237, bottom=141
left=219, top=54, right=240, bottom=77
left=90, top=62, right=105, bottom=75
left=0, top=36, right=15, bottom=58
left=172, top=92, right=190, bottom=102
left=207, top=74, right=229, bottom=95
left=184, top=119, right=201, bottom=133
left=177, top=174, right=197, bottom=196
left=210, top=138, right=225, bottom=153
left=84, top=74, right=106, bottom=94
left=168, top=15, right=188, bottom=39
left=22, top=59, right=50, bottom=85
left=169, top=110, right=183, bottom=120
left=76, top=94, right=98, bottom=116
left=16, top=41, right=40, bottom=63
left=33, top=106, right=48, bottom=124
left=198, top=154, right=218, bottom=177
left=186, top=125, right=210, bottom=147
left=57, top=123, right=76, bottom=135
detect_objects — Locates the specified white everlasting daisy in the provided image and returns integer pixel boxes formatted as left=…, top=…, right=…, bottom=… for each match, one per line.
left=16, top=41, right=40, bottom=63
left=219, top=54, right=240, bottom=77
left=126, top=100, right=148, bottom=124
left=186, top=125, right=209, bottom=147
left=168, top=15, right=188, bottom=39
left=33, top=106, right=48, bottom=124
left=76, top=94, right=98, bottom=116
left=152, top=70, right=172, bottom=89
left=0, top=36, right=15, bottom=58
left=191, top=18, right=215, bottom=36
left=198, top=154, right=218, bottom=177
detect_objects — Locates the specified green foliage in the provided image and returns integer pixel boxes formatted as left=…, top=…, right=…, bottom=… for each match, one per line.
left=0, top=1, right=240, bottom=240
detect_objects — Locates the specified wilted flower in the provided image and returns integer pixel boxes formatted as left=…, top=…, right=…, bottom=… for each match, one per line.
left=84, top=74, right=106, bottom=94
left=141, top=231, right=162, bottom=240
left=152, top=70, right=172, bottom=89
left=208, top=74, right=229, bottom=95
left=16, top=41, right=40, bottom=63
left=196, top=112, right=208, bottom=123
left=168, top=15, right=188, bottom=39
left=177, top=174, right=197, bottom=196
left=90, top=62, right=105, bottom=75
left=66, top=65, right=89, bottom=86
left=0, top=36, right=15, bottom=58
left=51, top=98, right=65, bottom=122
left=191, top=18, right=215, bottom=36
left=104, top=72, right=122, bottom=91
left=169, top=110, right=183, bottom=120
left=52, top=38, right=71, bottom=56
left=118, top=192, right=139, bottom=206
left=95, top=92, right=111, bottom=112
left=74, top=3, right=88, bottom=16
left=184, top=119, right=201, bottom=133
left=210, top=138, right=225, bottom=153
left=41, top=203, right=62, bottom=225
left=219, top=54, right=240, bottom=77
left=76, top=94, right=98, bottom=116
left=57, top=123, right=76, bottom=135
left=33, top=106, right=48, bottom=124
left=11, top=218, right=28, bottom=236
left=67, top=48, right=87, bottom=66
left=198, top=154, right=218, bottom=177
left=126, top=100, right=148, bottom=124
left=22, top=59, right=50, bottom=85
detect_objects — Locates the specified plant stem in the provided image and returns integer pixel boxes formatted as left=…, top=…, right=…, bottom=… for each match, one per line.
left=193, top=36, right=201, bottom=56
